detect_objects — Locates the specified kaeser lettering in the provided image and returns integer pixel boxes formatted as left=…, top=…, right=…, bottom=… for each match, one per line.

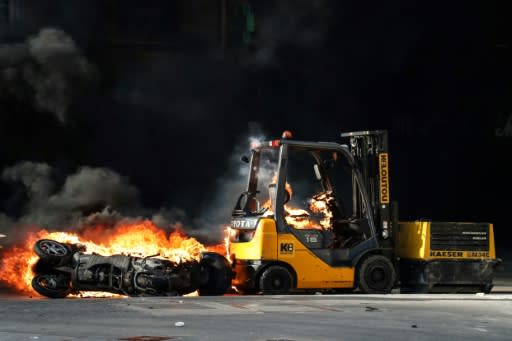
left=430, top=251, right=463, bottom=257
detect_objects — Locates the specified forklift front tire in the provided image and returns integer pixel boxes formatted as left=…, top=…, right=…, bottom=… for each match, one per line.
left=357, top=255, right=396, bottom=294
left=259, top=265, right=293, bottom=295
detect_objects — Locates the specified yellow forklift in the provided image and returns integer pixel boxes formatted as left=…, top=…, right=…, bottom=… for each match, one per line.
left=228, top=130, right=501, bottom=294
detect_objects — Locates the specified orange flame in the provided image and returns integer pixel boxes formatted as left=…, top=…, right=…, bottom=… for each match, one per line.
left=309, top=191, right=335, bottom=229
left=0, top=221, right=225, bottom=297
left=262, top=181, right=330, bottom=230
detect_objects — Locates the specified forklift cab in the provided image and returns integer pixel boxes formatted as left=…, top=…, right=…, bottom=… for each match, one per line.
left=229, top=131, right=399, bottom=294
left=232, top=131, right=393, bottom=266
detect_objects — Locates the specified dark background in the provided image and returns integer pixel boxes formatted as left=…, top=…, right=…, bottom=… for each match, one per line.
left=0, top=1, right=510, bottom=250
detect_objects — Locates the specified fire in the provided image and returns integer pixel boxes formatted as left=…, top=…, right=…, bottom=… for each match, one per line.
left=262, top=181, right=332, bottom=230
left=284, top=208, right=321, bottom=229
left=222, top=226, right=232, bottom=263
left=309, top=191, right=335, bottom=229
left=0, top=220, right=225, bottom=297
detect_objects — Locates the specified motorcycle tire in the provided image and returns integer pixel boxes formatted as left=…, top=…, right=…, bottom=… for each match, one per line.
left=198, top=252, right=232, bottom=296
left=34, top=239, right=71, bottom=265
left=31, top=274, right=71, bottom=298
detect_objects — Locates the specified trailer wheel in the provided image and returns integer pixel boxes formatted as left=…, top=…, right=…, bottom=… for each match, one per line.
left=259, top=265, right=293, bottom=295
left=357, top=255, right=396, bottom=294
left=480, top=283, right=493, bottom=294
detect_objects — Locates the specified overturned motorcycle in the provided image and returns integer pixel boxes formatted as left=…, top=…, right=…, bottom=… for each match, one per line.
left=31, top=239, right=232, bottom=298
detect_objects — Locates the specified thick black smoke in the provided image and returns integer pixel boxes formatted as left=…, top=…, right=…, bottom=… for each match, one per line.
left=0, top=125, right=265, bottom=245
left=0, top=22, right=262, bottom=245
left=1, top=161, right=139, bottom=229
left=0, top=27, right=97, bottom=122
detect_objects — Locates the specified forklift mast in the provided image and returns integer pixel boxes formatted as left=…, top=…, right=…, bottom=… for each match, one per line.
left=341, top=130, right=395, bottom=242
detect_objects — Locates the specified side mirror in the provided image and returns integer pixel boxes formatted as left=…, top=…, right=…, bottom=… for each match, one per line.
left=313, top=164, right=322, bottom=181
left=241, top=156, right=250, bottom=163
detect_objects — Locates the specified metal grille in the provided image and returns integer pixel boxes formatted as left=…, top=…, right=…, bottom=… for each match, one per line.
left=430, top=222, right=489, bottom=251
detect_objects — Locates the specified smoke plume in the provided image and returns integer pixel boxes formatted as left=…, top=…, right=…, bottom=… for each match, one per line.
left=1, top=162, right=140, bottom=230
left=0, top=27, right=97, bottom=122
left=0, top=123, right=265, bottom=244
left=0, top=4, right=336, bottom=244
left=193, top=123, right=267, bottom=234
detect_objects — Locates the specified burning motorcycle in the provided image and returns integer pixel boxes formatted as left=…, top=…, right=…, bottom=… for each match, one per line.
left=31, top=239, right=232, bottom=298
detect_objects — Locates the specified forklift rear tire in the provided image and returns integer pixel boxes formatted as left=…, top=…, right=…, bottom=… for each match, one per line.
left=259, top=265, right=293, bottom=295
left=357, top=255, right=396, bottom=294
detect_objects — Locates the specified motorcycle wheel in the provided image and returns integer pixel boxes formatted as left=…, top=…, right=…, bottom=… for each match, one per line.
left=31, top=274, right=71, bottom=298
left=198, top=252, right=232, bottom=296
left=34, top=239, right=70, bottom=264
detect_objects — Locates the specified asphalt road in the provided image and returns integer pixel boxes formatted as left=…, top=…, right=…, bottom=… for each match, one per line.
left=0, top=245, right=510, bottom=340
left=0, top=293, right=511, bottom=341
